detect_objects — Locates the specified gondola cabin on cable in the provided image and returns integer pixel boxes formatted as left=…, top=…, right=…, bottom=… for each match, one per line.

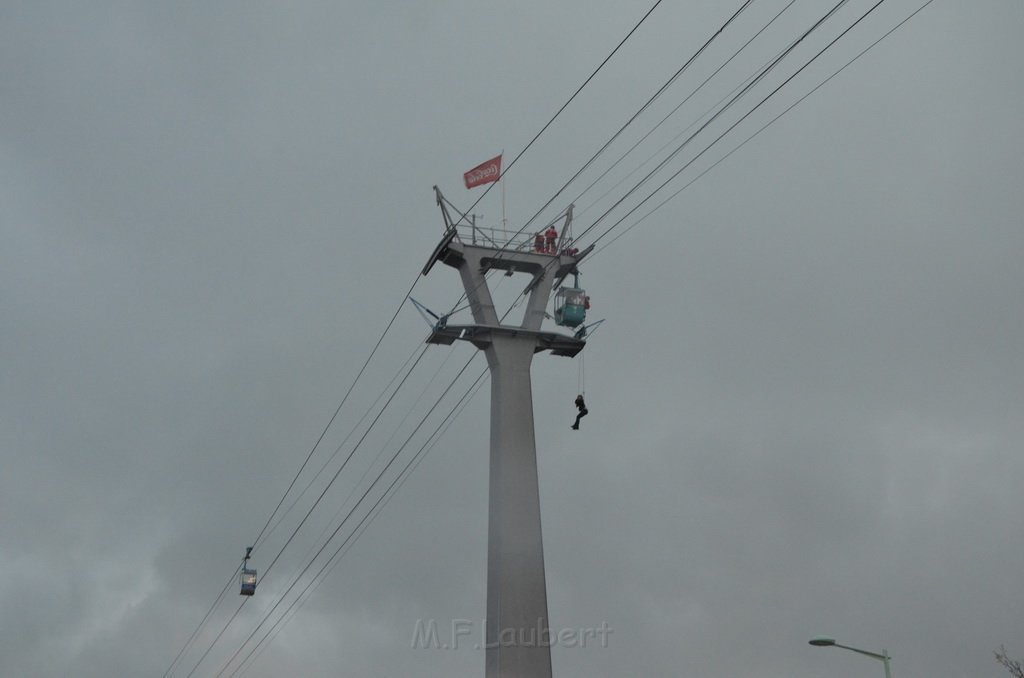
left=553, top=272, right=589, bottom=328
left=240, top=568, right=257, bottom=596
left=240, top=547, right=257, bottom=596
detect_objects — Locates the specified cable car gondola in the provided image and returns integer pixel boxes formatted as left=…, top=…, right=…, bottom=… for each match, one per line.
left=240, top=547, right=257, bottom=596
left=553, top=272, right=589, bottom=328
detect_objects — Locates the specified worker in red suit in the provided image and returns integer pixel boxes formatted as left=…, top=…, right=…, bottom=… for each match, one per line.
left=544, top=225, right=558, bottom=253
left=534, top=232, right=545, bottom=253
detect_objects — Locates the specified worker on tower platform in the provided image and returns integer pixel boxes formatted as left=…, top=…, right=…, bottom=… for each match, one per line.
left=571, top=394, right=588, bottom=430
left=544, top=225, right=558, bottom=253
left=534, top=232, right=546, bottom=253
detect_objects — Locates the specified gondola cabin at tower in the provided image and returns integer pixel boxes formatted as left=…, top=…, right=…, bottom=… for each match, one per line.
left=554, top=280, right=589, bottom=328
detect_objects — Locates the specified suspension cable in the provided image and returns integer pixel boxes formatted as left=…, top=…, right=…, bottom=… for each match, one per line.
left=572, top=0, right=798, bottom=217
left=161, top=564, right=240, bottom=678
left=596, top=0, right=939, bottom=257
left=574, top=0, right=855, bottom=247
left=515, top=0, right=756, bottom=241
left=213, top=352, right=482, bottom=677
left=256, top=344, right=423, bottom=549
left=230, top=368, right=491, bottom=677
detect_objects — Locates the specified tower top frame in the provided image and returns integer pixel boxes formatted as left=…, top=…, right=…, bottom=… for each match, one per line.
left=421, top=187, right=592, bottom=356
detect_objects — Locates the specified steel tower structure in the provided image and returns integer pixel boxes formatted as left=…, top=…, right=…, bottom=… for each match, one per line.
left=422, top=188, right=590, bottom=677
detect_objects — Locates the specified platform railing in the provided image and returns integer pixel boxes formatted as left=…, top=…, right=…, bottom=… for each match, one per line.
left=455, top=223, right=537, bottom=252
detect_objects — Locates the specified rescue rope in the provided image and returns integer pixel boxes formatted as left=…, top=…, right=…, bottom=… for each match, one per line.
left=578, top=349, right=585, bottom=397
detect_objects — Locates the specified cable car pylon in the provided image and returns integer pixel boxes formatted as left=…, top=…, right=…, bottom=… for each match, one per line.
left=421, top=187, right=591, bottom=678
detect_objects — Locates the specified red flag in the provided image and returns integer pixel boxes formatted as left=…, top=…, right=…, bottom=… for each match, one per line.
left=463, top=154, right=502, bottom=189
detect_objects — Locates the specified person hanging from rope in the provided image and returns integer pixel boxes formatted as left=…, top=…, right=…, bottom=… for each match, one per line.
left=571, top=394, right=588, bottom=430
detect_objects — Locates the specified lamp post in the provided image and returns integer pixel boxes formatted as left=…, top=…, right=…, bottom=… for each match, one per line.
left=809, top=636, right=892, bottom=678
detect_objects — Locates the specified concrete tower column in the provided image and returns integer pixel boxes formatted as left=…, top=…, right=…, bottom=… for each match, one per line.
left=484, top=336, right=550, bottom=677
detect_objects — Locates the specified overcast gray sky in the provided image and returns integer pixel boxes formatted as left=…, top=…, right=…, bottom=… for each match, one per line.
left=2, top=1, right=1022, bottom=677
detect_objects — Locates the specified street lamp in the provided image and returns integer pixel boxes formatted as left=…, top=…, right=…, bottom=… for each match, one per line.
left=809, top=636, right=892, bottom=678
